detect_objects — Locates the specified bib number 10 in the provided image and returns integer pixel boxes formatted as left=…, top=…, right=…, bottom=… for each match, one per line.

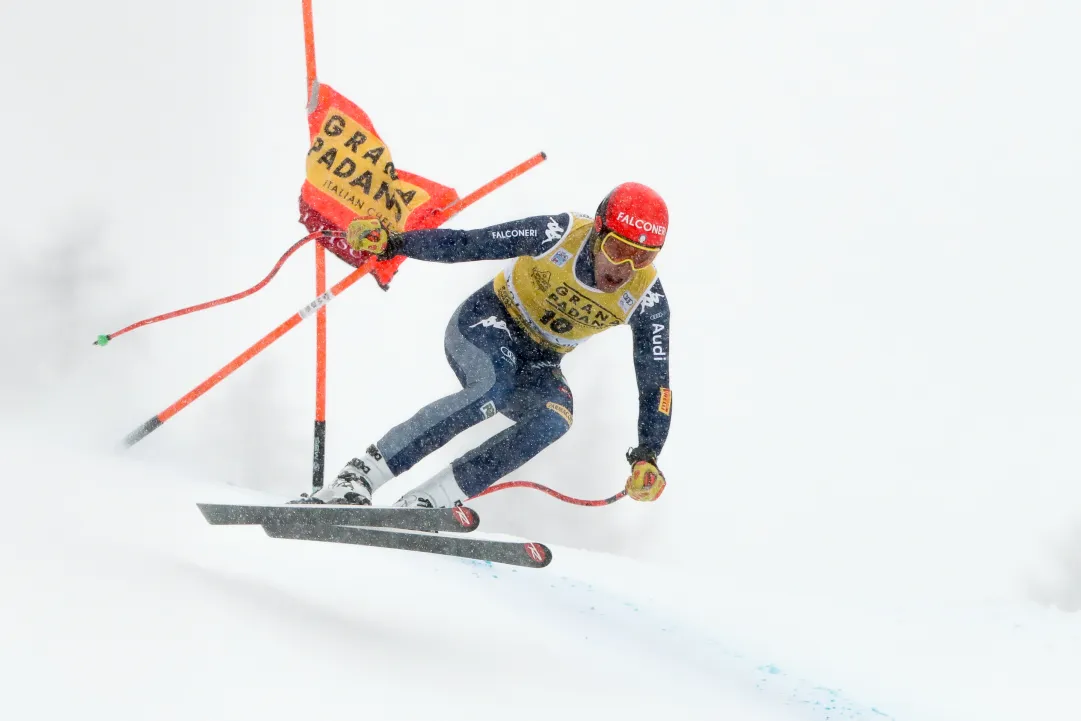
left=539, top=310, right=574, bottom=334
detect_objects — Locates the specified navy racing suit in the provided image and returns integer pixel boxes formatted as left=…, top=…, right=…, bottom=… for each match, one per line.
left=372, top=212, right=672, bottom=497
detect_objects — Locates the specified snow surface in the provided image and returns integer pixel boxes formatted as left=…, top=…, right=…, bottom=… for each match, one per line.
left=3, top=2, right=1081, bottom=719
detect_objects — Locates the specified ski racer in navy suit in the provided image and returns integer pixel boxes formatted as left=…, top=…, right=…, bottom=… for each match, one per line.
left=295, top=182, right=672, bottom=509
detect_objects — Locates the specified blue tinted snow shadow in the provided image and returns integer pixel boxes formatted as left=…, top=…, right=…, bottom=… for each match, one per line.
left=456, top=559, right=897, bottom=721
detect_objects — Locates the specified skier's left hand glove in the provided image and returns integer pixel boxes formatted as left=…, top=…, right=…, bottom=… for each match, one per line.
left=346, top=217, right=400, bottom=258
left=625, top=446, right=666, bottom=502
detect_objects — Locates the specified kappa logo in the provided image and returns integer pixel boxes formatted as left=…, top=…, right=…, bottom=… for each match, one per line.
left=469, top=316, right=512, bottom=339
left=550, top=249, right=572, bottom=267
left=479, top=401, right=497, bottom=419
left=542, top=217, right=565, bottom=245
left=638, top=288, right=665, bottom=314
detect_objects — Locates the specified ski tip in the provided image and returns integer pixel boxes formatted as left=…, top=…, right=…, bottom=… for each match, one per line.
left=523, top=542, right=553, bottom=568
left=453, top=506, right=481, bottom=532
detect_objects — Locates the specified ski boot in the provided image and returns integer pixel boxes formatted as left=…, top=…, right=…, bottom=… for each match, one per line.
left=393, top=466, right=469, bottom=509
left=292, top=445, right=393, bottom=505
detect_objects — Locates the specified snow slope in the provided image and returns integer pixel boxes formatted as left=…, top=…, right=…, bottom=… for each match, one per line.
left=3, top=429, right=1080, bottom=721
left=3, top=2, right=1081, bottom=719
left=0, top=427, right=850, bottom=721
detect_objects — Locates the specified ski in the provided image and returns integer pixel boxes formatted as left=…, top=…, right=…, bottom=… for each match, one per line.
left=261, top=522, right=553, bottom=569
left=196, top=503, right=480, bottom=534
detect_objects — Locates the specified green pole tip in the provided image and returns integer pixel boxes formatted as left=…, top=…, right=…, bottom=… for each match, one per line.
left=94, top=334, right=111, bottom=347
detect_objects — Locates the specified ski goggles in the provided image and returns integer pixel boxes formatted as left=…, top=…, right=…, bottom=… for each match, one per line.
left=598, top=229, right=660, bottom=269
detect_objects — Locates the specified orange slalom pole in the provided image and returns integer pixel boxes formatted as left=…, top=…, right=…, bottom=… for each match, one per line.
left=302, top=0, right=317, bottom=99
left=302, top=0, right=328, bottom=489
left=436, top=152, right=546, bottom=223
left=123, top=259, right=375, bottom=447
left=313, top=239, right=328, bottom=489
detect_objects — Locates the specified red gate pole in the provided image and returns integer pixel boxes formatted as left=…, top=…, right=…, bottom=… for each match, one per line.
left=302, top=0, right=329, bottom=491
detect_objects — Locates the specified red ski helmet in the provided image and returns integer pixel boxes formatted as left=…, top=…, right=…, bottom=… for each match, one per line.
left=593, top=182, right=669, bottom=249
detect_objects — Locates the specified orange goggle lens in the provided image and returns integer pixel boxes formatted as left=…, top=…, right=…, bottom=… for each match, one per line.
left=599, top=230, right=659, bottom=269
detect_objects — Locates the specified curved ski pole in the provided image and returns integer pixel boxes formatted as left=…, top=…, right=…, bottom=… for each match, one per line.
left=469, top=481, right=627, bottom=507
left=95, top=232, right=321, bottom=346
left=123, top=257, right=376, bottom=447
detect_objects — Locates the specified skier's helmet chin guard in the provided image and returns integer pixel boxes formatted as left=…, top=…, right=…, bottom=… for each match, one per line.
left=593, top=182, right=669, bottom=270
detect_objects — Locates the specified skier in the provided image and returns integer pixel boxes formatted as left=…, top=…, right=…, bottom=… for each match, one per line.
left=296, top=182, right=672, bottom=509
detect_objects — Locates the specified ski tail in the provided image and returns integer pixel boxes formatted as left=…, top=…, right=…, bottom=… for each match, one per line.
left=263, top=522, right=553, bottom=569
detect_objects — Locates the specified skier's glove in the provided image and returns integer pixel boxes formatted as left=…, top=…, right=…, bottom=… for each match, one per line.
left=625, top=446, right=666, bottom=502
left=346, top=217, right=401, bottom=258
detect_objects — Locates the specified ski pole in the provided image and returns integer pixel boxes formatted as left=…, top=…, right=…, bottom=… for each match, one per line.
left=94, top=232, right=320, bottom=346
left=469, top=481, right=626, bottom=507
left=123, top=258, right=376, bottom=447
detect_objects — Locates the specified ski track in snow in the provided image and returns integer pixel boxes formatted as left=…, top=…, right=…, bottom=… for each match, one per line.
left=454, top=557, right=896, bottom=720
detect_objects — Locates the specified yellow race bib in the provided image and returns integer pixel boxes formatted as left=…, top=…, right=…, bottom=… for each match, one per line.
left=494, top=216, right=658, bottom=353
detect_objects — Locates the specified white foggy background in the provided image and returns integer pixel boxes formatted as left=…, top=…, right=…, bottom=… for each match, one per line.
left=2, top=0, right=1081, bottom=617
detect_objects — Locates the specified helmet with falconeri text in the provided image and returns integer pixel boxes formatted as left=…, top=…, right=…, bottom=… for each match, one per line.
left=593, top=182, right=669, bottom=249
left=592, top=182, right=668, bottom=270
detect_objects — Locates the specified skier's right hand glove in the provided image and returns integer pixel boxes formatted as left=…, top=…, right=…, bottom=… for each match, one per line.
left=625, top=446, right=666, bottom=502
left=346, top=217, right=400, bottom=258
